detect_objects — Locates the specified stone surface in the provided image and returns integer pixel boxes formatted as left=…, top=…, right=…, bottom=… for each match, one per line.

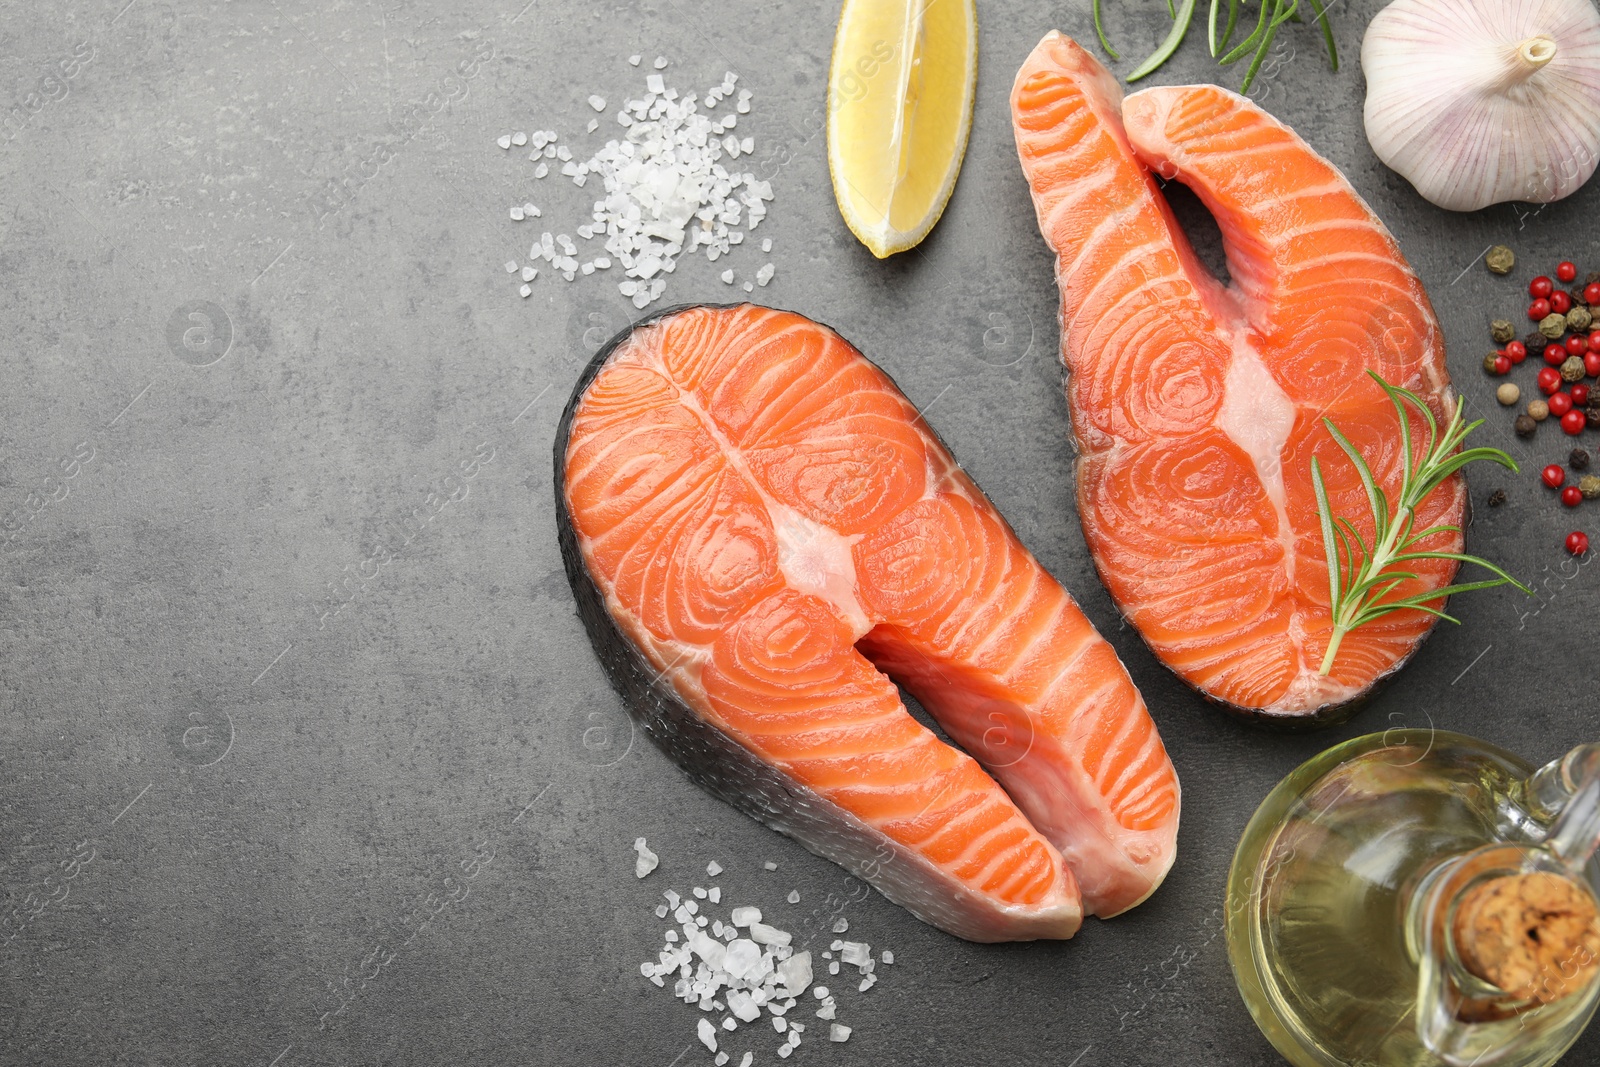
left=1, top=2, right=1597, bottom=1065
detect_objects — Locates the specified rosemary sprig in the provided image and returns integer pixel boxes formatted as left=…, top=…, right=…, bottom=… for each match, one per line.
left=1107, top=0, right=1338, bottom=91
left=1312, top=372, right=1531, bottom=677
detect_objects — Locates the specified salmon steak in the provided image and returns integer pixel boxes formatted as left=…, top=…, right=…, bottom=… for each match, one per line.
left=1010, top=33, right=1466, bottom=723
left=555, top=303, right=1180, bottom=942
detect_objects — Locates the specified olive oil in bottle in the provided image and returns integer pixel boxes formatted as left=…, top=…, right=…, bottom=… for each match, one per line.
left=1227, top=730, right=1600, bottom=1067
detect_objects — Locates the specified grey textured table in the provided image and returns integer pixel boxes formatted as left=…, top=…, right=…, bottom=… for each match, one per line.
left=2, top=2, right=1597, bottom=1065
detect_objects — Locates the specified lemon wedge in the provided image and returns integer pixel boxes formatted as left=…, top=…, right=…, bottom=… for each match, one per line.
left=826, top=0, right=978, bottom=258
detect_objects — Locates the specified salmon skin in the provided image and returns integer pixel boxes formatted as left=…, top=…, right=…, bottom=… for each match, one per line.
left=1011, top=34, right=1466, bottom=725
left=555, top=303, right=1180, bottom=942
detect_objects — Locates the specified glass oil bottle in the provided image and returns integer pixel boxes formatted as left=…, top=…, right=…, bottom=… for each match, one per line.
left=1227, top=729, right=1600, bottom=1067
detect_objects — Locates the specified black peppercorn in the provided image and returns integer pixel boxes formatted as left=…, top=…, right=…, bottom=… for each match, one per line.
left=1516, top=414, right=1538, bottom=437
left=1571, top=448, right=1590, bottom=471
left=1487, top=488, right=1507, bottom=507
left=1526, top=332, right=1549, bottom=355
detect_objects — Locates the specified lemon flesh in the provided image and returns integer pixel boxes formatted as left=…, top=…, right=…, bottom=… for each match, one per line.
left=826, top=0, right=978, bottom=259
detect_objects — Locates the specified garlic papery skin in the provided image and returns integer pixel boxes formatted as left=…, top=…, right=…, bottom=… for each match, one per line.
left=1362, top=0, right=1600, bottom=212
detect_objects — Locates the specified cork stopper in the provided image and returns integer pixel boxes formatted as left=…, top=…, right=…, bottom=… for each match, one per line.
left=1453, top=871, right=1600, bottom=1005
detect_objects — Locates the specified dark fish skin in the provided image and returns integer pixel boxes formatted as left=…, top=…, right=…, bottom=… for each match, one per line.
left=553, top=304, right=864, bottom=861
left=552, top=303, right=1081, bottom=941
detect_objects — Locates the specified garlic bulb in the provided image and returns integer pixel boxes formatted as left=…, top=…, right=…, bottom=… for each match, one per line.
left=1362, top=0, right=1600, bottom=212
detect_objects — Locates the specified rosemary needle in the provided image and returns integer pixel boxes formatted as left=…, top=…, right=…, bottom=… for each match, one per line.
left=1128, top=0, right=1198, bottom=81
left=1100, top=0, right=1339, bottom=87
left=1312, top=372, right=1530, bottom=677
left=1209, top=0, right=1242, bottom=56
left=1094, top=0, right=1121, bottom=60
left=1304, top=0, right=1340, bottom=69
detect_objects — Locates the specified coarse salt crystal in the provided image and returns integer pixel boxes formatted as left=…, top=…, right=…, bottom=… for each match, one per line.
left=728, top=989, right=760, bottom=1023
left=521, top=266, right=536, bottom=281
left=708, top=887, right=722, bottom=903
left=778, top=1047, right=791, bottom=1059
left=707, top=860, right=723, bottom=877
left=756, top=263, right=775, bottom=286
left=764, top=861, right=777, bottom=871
left=519, top=284, right=531, bottom=298
left=497, top=135, right=512, bottom=149
left=828, top=962, right=839, bottom=975
left=740, top=1056, right=752, bottom=1067
left=832, top=918, right=849, bottom=934
left=525, top=203, right=540, bottom=217
left=881, top=950, right=894, bottom=964
left=646, top=74, right=665, bottom=94
left=715, top=1055, right=728, bottom=1067
left=510, top=206, right=525, bottom=221
left=812, top=986, right=829, bottom=999
left=743, top=282, right=754, bottom=292
left=697, top=1018, right=717, bottom=1052
left=761, top=237, right=771, bottom=252
left=830, top=1023, right=851, bottom=1043
left=503, top=260, right=517, bottom=273
left=654, top=56, right=668, bottom=68
left=730, top=906, right=762, bottom=927
left=774, top=1016, right=787, bottom=1032
left=786, top=890, right=799, bottom=904
left=535, top=162, right=549, bottom=178
left=693, top=887, right=707, bottom=899
left=587, top=118, right=599, bottom=132
left=721, top=269, right=734, bottom=284
left=750, top=923, right=791, bottom=946
left=513, top=131, right=528, bottom=146
left=589, top=94, right=607, bottom=111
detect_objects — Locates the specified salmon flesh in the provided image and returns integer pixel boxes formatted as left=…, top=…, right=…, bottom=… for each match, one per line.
left=555, top=303, right=1180, bottom=941
left=1011, top=33, right=1466, bottom=723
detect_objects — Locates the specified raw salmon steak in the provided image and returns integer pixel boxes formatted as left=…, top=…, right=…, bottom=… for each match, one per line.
left=555, top=303, right=1180, bottom=941
left=1011, top=34, right=1466, bottom=723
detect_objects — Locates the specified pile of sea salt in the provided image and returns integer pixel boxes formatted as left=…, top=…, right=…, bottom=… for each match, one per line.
left=633, top=838, right=890, bottom=1061
left=497, top=57, right=777, bottom=309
